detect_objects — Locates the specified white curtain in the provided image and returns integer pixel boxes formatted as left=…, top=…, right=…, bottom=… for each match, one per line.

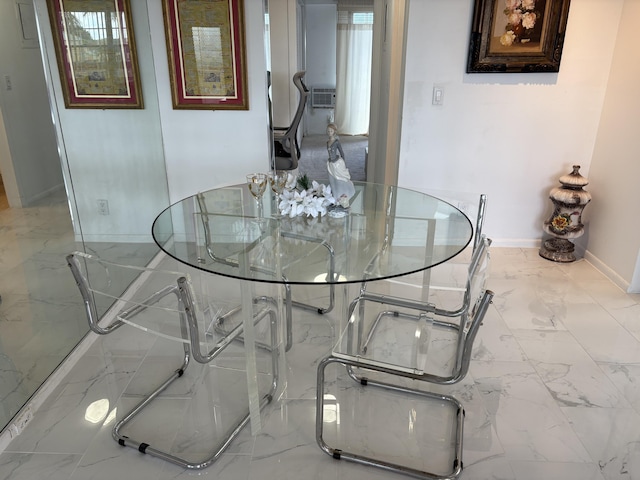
left=335, top=12, right=373, bottom=136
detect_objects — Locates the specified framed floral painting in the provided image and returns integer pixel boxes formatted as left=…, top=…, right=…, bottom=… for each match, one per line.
left=467, top=0, right=571, bottom=73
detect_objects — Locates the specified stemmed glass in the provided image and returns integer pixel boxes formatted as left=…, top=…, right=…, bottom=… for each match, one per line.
left=269, top=170, right=288, bottom=217
left=246, top=173, right=267, bottom=219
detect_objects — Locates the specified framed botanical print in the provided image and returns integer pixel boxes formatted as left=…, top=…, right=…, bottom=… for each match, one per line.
left=162, top=0, right=249, bottom=110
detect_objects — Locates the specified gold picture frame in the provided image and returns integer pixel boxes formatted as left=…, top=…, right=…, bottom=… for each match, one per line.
left=162, top=0, right=249, bottom=110
left=47, top=0, right=143, bottom=108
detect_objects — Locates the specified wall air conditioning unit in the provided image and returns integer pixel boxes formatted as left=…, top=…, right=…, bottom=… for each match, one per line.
left=311, top=87, right=336, bottom=109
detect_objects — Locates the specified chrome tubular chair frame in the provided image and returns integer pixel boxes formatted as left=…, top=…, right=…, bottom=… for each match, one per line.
left=473, top=194, right=487, bottom=252
left=67, top=252, right=280, bottom=470
left=315, top=236, right=494, bottom=479
left=316, top=356, right=465, bottom=480
left=280, top=230, right=336, bottom=316
left=355, top=236, right=492, bottom=384
left=316, top=290, right=493, bottom=480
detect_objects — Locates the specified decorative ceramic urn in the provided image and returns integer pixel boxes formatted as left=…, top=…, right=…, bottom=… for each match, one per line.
left=539, top=165, right=592, bottom=263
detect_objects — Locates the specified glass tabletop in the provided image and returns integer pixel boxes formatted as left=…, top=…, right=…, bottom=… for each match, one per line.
left=152, top=182, right=473, bottom=285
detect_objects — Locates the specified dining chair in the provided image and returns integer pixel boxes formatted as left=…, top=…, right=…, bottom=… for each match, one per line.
left=315, top=236, right=493, bottom=479
left=66, top=251, right=280, bottom=470
left=384, top=192, right=487, bottom=311
left=273, top=71, right=309, bottom=171
left=196, top=192, right=336, bottom=351
left=412, top=191, right=486, bottom=253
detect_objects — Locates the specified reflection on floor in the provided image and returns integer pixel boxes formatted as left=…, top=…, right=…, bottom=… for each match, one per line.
left=0, top=188, right=160, bottom=433
left=0, top=188, right=85, bottom=432
left=2, top=247, right=640, bottom=479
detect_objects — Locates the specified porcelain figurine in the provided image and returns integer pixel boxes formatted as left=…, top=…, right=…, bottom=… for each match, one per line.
left=326, top=123, right=355, bottom=207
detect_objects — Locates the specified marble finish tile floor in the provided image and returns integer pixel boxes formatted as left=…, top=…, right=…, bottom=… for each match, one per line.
left=1, top=247, right=640, bottom=480
left=0, top=188, right=163, bottom=432
left=0, top=188, right=85, bottom=432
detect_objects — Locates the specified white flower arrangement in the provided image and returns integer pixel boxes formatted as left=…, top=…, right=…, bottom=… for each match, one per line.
left=277, top=174, right=342, bottom=218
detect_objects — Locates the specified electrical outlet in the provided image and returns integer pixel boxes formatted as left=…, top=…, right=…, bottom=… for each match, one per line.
left=97, top=199, right=109, bottom=215
left=4, top=75, right=12, bottom=91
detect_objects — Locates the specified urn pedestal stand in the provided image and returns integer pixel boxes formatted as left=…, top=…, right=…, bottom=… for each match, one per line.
left=539, top=165, right=592, bottom=263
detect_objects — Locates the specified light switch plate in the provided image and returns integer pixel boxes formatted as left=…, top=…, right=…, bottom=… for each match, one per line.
left=432, top=86, right=444, bottom=106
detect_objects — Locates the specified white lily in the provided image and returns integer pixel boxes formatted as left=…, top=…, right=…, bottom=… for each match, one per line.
left=277, top=178, right=340, bottom=218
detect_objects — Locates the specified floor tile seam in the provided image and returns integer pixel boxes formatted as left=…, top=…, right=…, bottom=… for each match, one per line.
left=598, top=306, right=640, bottom=345
left=491, top=397, right=595, bottom=467
left=510, top=327, right=606, bottom=365
left=551, top=404, right=634, bottom=471
left=462, top=451, right=511, bottom=472
left=83, top=352, right=147, bottom=359
left=556, top=404, right=640, bottom=460
left=593, top=360, right=640, bottom=410
left=0, top=449, right=85, bottom=456
left=481, top=301, right=530, bottom=362
left=532, top=366, right=624, bottom=465
left=506, top=329, right=593, bottom=391
left=523, top=356, right=634, bottom=410
left=560, top=310, right=640, bottom=366
left=471, top=357, right=581, bottom=422
left=97, top=344, right=149, bottom=406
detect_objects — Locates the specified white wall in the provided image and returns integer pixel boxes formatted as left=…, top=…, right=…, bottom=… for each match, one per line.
left=398, top=0, right=623, bottom=249
left=0, top=0, right=63, bottom=207
left=586, top=0, right=640, bottom=292
left=305, top=4, right=337, bottom=135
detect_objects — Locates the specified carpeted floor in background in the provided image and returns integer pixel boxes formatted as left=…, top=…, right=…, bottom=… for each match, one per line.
left=298, top=134, right=368, bottom=183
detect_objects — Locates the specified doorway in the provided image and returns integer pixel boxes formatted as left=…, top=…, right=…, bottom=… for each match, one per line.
left=268, top=0, right=406, bottom=185
left=298, top=1, right=373, bottom=181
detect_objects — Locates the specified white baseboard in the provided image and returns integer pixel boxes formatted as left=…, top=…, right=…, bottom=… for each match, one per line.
left=488, top=238, right=541, bottom=249
left=74, top=234, right=154, bottom=243
left=22, top=183, right=65, bottom=206
left=584, top=249, right=631, bottom=293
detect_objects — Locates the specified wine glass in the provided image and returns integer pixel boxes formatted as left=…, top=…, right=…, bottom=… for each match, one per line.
left=246, top=173, right=267, bottom=218
left=270, top=170, right=288, bottom=195
left=269, top=170, right=289, bottom=218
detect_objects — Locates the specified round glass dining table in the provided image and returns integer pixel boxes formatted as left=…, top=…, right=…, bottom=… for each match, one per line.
left=152, top=181, right=473, bottom=285
left=151, top=180, right=473, bottom=435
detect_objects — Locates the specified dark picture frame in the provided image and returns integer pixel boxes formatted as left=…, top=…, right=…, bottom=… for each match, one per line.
left=467, top=0, right=571, bottom=73
left=47, top=0, right=143, bottom=108
left=162, top=0, right=248, bottom=110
